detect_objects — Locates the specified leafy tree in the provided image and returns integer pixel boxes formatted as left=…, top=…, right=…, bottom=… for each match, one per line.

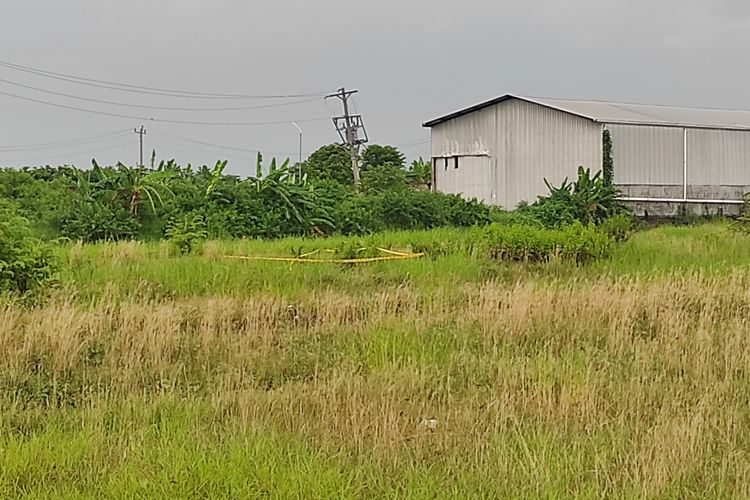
left=105, top=163, right=175, bottom=216
left=248, top=153, right=335, bottom=236
left=301, top=144, right=353, bottom=185
left=361, top=144, right=406, bottom=170
left=360, top=164, right=409, bottom=194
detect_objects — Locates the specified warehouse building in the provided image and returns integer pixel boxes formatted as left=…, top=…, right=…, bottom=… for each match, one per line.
left=423, top=94, right=750, bottom=214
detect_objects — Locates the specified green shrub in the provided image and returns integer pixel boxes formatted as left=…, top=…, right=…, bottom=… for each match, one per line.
left=443, top=195, right=492, bottom=227
left=524, top=167, right=624, bottom=228
left=333, top=196, right=382, bottom=235
left=490, top=207, right=544, bottom=227
left=60, top=201, right=140, bottom=242
left=481, top=222, right=613, bottom=263
left=360, top=165, right=409, bottom=195
left=165, top=213, right=208, bottom=255
left=0, top=208, right=58, bottom=294
left=373, top=191, right=490, bottom=231
left=598, top=214, right=634, bottom=242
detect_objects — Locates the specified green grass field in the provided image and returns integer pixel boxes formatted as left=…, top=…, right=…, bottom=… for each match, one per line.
left=3, top=222, right=750, bottom=498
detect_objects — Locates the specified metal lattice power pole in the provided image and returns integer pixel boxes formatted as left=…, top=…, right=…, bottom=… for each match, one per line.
left=325, top=88, right=368, bottom=184
left=134, top=125, right=147, bottom=167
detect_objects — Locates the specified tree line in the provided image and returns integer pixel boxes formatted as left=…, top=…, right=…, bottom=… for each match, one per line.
left=0, top=143, right=490, bottom=244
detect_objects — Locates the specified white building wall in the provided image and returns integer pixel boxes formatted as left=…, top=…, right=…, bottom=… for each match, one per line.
left=430, top=105, right=496, bottom=157
left=687, top=129, right=750, bottom=185
left=430, top=99, right=602, bottom=207
left=431, top=105, right=497, bottom=204
left=608, top=124, right=684, bottom=198
left=608, top=125, right=750, bottom=199
left=499, top=99, right=602, bottom=207
left=429, top=98, right=750, bottom=209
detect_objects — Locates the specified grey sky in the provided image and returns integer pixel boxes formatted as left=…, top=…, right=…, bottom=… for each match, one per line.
left=1, top=0, right=749, bottom=176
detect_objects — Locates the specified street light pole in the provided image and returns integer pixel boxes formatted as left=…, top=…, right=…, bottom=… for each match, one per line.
left=292, top=121, right=303, bottom=180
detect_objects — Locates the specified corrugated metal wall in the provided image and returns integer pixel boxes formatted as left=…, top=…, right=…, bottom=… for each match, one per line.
left=687, top=129, right=750, bottom=186
left=430, top=98, right=750, bottom=207
left=430, top=106, right=496, bottom=157
left=431, top=105, right=497, bottom=204
left=608, top=125, right=750, bottom=199
left=430, top=99, right=602, bottom=207
left=432, top=157, right=493, bottom=203
left=608, top=124, right=683, bottom=187
left=499, top=99, right=602, bottom=207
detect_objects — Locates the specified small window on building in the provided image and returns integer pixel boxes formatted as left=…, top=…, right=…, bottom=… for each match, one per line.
left=454, top=156, right=459, bottom=169
left=444, top=158, right=449, bottom=170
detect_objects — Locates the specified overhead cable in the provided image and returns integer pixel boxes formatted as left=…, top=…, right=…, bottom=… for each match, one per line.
left=0, top=89, right=330, bottom=126
left=0, top=129, right=131, bottom=152
left=0, top=59, right=331, bottom=99
left=0, top=77, right=323, bottom=111
left=0, top=139, right=134, bottom=164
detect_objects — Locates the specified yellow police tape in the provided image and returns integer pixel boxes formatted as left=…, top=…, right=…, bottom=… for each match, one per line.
left=224, top=247, right=425, bottom=264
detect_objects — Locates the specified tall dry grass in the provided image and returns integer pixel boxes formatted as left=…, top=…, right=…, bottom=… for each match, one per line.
left=3, top=271, right=750, bottom=494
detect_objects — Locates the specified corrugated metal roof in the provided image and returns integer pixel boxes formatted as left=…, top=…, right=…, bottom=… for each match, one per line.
left=423, top=94, right=750, bottom=131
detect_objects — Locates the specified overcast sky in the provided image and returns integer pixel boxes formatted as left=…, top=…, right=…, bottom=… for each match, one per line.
left=1, top=0, right=749, bottom=176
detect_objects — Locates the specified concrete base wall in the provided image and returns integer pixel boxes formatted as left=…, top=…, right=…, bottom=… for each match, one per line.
left=616, top=184, right=749, bottom=217
left=687, top=185, right=750, bottom=200
left=623, top=201, right=742, bottom=218
left=618, top=184, right=683, bottom=198
left=617, top=184, right=750, bottom=200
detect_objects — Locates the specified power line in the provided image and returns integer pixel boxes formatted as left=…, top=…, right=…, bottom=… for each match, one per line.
left=397, top=138, right=430, bottom=148
left=0, top=59, right=331, bottom=100
left=150, top=129, right=298, bottom=157
left=0, top=89, right=331, bottom=126
left=0, top=77, right=323, bottom=111
left=154, top=135, right=251, bottom=158
left=150, top=129, right=257, bottom=153
left=0, top=129, right=130, bottom=152
left=0, top=139, right=135, bottom=164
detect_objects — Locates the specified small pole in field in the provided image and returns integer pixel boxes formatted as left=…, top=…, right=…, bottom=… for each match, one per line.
left=134, top=125, right=147, bottom=167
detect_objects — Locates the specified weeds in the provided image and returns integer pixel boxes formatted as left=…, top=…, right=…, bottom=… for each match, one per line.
left=1, top=224, right=750, bottom=496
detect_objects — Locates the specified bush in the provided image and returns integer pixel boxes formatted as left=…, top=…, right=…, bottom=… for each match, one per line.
left=490, top=207, right=544, bottom=227
left=165, top=213, right=208, bottom=255
left=371, top=191, right=490, bottom=231
left=442, top=195, right=492, bottom=227
left=60, top=201, right=140, bottom=242
left=598, top=214, right=634, bottom=242
left=332, top=196, right=382, bottom=235
left=0, top=208, right=58, bottom=293
left=523, top=167, right=624, bottom=228
left=360, top=165, right=409, bottom=195
left=481, top=222, right=613, bottom=263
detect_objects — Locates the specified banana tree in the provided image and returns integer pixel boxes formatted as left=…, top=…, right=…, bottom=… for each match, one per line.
left=248, top=152, right=333, bottom=233
left=114, top=164, right=175, bottom=216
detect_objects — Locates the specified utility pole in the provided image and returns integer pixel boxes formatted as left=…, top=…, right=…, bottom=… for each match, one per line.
left=325, top=88, right=368, bottom=184
left=292, top=121, right=303, bottom=180
left=134, top=125, right=146, bottom=167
